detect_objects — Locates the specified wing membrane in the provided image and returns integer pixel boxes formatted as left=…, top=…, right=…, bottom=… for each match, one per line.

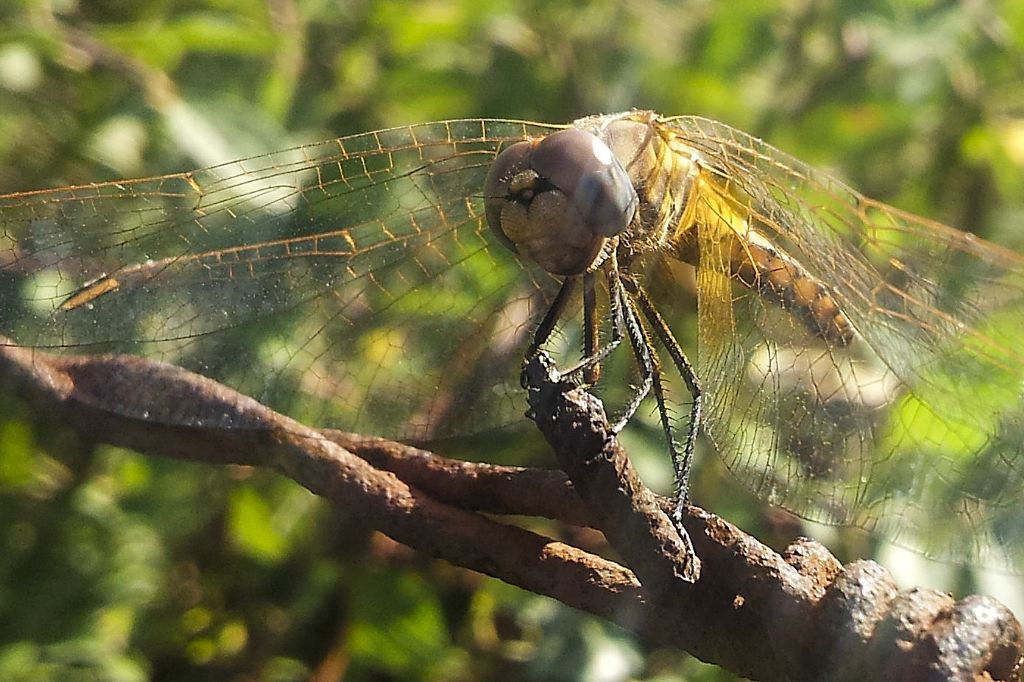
left=665, top=116, right=1024, bottom=567
left=0, top=119, right=564, bottom=438
left=5, top=111, right=1024, bottom=567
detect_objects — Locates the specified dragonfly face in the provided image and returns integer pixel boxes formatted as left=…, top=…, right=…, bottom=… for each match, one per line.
left=2, top=112, right=1023, bottom=571
left=484, top=128, right=638, bottom=275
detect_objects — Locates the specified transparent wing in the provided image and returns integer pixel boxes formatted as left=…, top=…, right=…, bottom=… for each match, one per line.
left=0, top=119, right=565, bottom=439
left=662, top=116, right=1024, bottom=568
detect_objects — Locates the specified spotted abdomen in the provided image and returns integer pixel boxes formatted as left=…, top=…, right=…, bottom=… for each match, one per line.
left=727, top=233, right=855, bottom=346
left=665, top=167, right=856, bottom=347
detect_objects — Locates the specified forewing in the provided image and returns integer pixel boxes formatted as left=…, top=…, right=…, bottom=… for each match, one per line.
left=0, top=119, right=563, bottom=439
left=665, top=115, right=1024, bottom=569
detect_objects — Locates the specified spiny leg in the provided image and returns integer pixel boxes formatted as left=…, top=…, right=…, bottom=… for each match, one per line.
left=524, top=268, right=624, bottom=391
left=621, top=305, right=700, bottom=567
left=604, top=265, right=655, bottom=434
left=582, top=272, right=600, bottom=386
left=530, top=254, right=652, bottom=430
left=629, top=282, right=703, bottom=517
left=526, top=276, right=577, bottom=363
left=557, top=262, right=627, bottom=383
left=626, top=295, right=684, bottom=475
left=624, top=296, right=676, bottom=448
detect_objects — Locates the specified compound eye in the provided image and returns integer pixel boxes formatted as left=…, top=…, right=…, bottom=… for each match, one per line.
left=483, top=128, right=639, bottom=276
left=531, top=129, right=638, bottom=238
left=484, top=140, right=533, bottom=252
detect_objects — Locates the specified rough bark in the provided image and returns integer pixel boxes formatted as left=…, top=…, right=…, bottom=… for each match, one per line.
left=1, top=340, right=1020, bottom=681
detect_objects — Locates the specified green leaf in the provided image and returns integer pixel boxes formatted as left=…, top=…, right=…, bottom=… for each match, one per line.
left=228, top=486, right=287, bottom=562
left=348, top=567, right=455, bottom=678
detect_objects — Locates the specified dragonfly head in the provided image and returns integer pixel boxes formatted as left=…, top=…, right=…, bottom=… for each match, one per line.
left=484, top=129, right=639, bottom=276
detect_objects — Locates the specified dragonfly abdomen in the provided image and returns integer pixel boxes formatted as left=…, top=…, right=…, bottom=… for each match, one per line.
left=728, top=234, right=855, bottom=345
left=666, top=164, right=856, bottom=347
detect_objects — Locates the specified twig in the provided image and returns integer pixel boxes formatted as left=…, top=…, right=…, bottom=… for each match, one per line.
left=0, top=339, right=1020, bottom=681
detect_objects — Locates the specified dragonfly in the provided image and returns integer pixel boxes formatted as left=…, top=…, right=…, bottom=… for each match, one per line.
left=2, top=111, right=1023, bottom=570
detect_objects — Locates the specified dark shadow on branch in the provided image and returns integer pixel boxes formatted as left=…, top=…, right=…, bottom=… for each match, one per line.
left=0, top=338, right=1021, bottom=682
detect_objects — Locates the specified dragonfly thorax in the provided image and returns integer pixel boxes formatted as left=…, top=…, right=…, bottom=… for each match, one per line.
left=484, top=129, right=639, bottom=276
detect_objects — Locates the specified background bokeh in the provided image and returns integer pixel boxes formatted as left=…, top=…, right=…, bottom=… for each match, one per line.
left=2, top=1, right=1024, bottom=680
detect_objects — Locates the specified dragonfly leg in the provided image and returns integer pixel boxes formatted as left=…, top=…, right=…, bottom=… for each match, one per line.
left=556, top=264, right=629, bottom=383
left=582, top=273, right=600, bottom=385
left=605, top=267, right=655, bottom=435
left=522, top=271, right=626, bottom=390
left=630, top=283, right=703, bottom=515
left=525, top=276, right=576, bottom=363
left=609, top=272, right=700, bottom=553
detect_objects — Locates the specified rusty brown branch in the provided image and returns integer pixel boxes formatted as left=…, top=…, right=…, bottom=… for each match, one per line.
left=0, top=339, right=1020, bottom=681
left=324, top=430, right=591, bottom=526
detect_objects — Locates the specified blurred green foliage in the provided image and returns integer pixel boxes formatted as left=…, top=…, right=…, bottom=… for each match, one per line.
left=1, top=1, right=1024, bottom=680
